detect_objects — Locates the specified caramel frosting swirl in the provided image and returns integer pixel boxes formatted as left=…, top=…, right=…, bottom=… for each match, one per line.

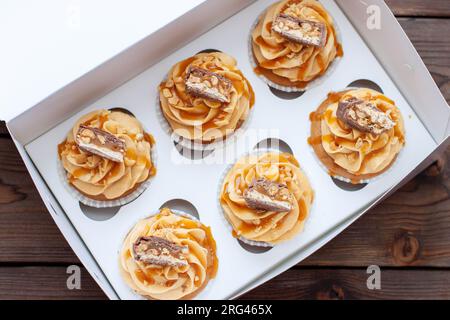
left=119, top=208, right=218, bottom=300
left=58, top=109, right=156, bottom=200
left=317, top=88, right=405, bottom=177
left=251, top=0, right=342, bottom=88
left=159, top=52, right=254, bottom=143
left=220, top=152, right=314, bottom=245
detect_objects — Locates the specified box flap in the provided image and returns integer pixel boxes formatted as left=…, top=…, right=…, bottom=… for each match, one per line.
left=1, top=0, right=206, bottom=122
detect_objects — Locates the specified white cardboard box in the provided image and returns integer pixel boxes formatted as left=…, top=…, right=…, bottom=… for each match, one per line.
left=5, top=0, right=450, bottom=299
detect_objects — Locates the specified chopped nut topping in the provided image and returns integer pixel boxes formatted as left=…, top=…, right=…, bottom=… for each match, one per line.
left=168, top=96, right=180, bottom=105
left=166, top=79, right=174, bottom=88
left=337, top=97, right=395, bottom=135
left=272, top=14, right=327, bottom=47
left=185, top=66, right=232, bottom=103
left=162, top=88, right=172, bottom=98
left=133, top=236, right=188, bottom=267
left=244, top=178, right=293, bottom=212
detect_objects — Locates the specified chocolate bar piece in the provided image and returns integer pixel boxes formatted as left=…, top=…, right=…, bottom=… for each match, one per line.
left=133, top=236, right=188, bottom=268
left=272, top=14, right=327, bottom=47
left=76, top=125, right=125, bottom=162
left=185, top=66, right=232, bottom=103
left=337, top=97, right=395, bottom=135
left=244, top=178, right=293, bottom=212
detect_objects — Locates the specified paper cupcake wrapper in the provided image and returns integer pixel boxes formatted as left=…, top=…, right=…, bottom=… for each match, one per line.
left=118, top=208, right=215, bottom=300
left=156, top=73, right=254, bottom=152
left=306, top=87, right=404, bottom=185
left=58, top=143, right=157, bottom=208
left=248, top=8, right=342, bottom=93
left=217, top=147, right=314, bottom=248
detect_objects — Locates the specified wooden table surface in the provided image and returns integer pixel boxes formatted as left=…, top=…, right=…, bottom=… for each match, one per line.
left=1, top=0, right=449, bottom=300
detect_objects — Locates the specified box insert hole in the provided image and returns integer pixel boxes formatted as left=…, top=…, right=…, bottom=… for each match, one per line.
left=237, top=239, right=273, bottom=254
left=347, top=79, right=383, bottom=93
left=331, top=177, right=368, bottom=191
left=79, top=202, right=120, bottom=221
left=159, top=198, right=200, bottom=220
left=268, top=86, right=305, bottom=100
left=196, top=48, right=222, bottom=54
left=109, top=107, right=135, bottom=117
left=173, top=141, right=214, bottom=160
left=254, top=138, right=293, bottom=154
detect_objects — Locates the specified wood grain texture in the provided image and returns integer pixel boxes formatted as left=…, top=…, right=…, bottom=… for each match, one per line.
left=0, top=266, right=106, bottom=300
left=0, top=122, right=8, bottom=136
left=1, top=266, right=449, bottom=300
left=0, top=138, right=78, bottom=264
left=387, top=0, right=450, bottom=17
left=242, top=267, right=450, bottom=300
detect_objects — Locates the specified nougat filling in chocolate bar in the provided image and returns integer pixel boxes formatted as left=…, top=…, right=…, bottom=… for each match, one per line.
left=185, top=66, right=232, bottom=103
left=244, top=178, right=293, bottom=212
left=272, top=14, right=327, bottom=47
left=133, top=236, right=188, bottom=267
left=337, top=97, right=395, bottom=135
left=75, top=125, right=126, bottom=162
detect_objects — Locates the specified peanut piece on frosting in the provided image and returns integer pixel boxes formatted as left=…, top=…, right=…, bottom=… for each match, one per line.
left=133, top=236, right=188, bottom=268
left=337, top=97, right=395, bottom=135
left=244, top=178, right=293, bottom=212
left=75, top=125, right=126, bottom=162
left=185, top=66, right=232, bottom=103
left=272, top=14, right=327, bottom=48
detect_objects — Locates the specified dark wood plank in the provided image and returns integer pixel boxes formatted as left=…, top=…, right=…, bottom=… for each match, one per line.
left=0, top=121, right=8, bottom=136
left=0, top=138, right=79, bottom=264
left=1, top=266, right=449, bottom=300
left=0, top=266, right=106, bottom=300
left=242, top=267, right=450, bottom=299
left=387, top=0, right=450, bottom=17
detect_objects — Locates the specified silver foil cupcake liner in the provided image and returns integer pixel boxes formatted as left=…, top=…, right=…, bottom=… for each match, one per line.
left=306, top=87, right=405, bottom=185
left=248, top=6, right=342, bottom=93
left=217, top=147, right=314, bottom=248
left=58, top=132, right=157, bottom=208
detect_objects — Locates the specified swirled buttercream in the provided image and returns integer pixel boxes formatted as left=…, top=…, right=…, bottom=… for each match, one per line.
left=309, top=88, right=405, bottom=182
left=58, top=109, right=156, bottom=200
left=251, top=0, right=342, bottom=88
left=159, top=52, right=254, bottom=143
left=220, top=152, right=314, bottom=245
left=119, top=208, right=218, bottom=300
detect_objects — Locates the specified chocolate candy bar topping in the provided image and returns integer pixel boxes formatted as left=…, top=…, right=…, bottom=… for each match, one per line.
left=133, top=236, right=188, bottom=267
left=75, top=125, right=126, bottom=162
left=185, top=66, right=232, bottom=103
left=337, top=97, right=395, bottom=135
left=244, top=178, right=293, bottom=212
left=272, top=14, right=327, bottom=47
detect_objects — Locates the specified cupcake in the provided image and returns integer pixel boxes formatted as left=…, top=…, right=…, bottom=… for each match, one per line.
left=220, top=151, right=314, bottom=246
left=308, top=88, right=405, bottom=184
left=58, top=109, right=156, bottom=203
left=159, top=51, right=255, bottom=146
left=119, top=208, right=218, bottom=300
left=251, top=0, right=343, bottom=90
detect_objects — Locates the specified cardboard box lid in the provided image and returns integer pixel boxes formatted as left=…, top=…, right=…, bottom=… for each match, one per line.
left=0, top=0, right=205, bottom=122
